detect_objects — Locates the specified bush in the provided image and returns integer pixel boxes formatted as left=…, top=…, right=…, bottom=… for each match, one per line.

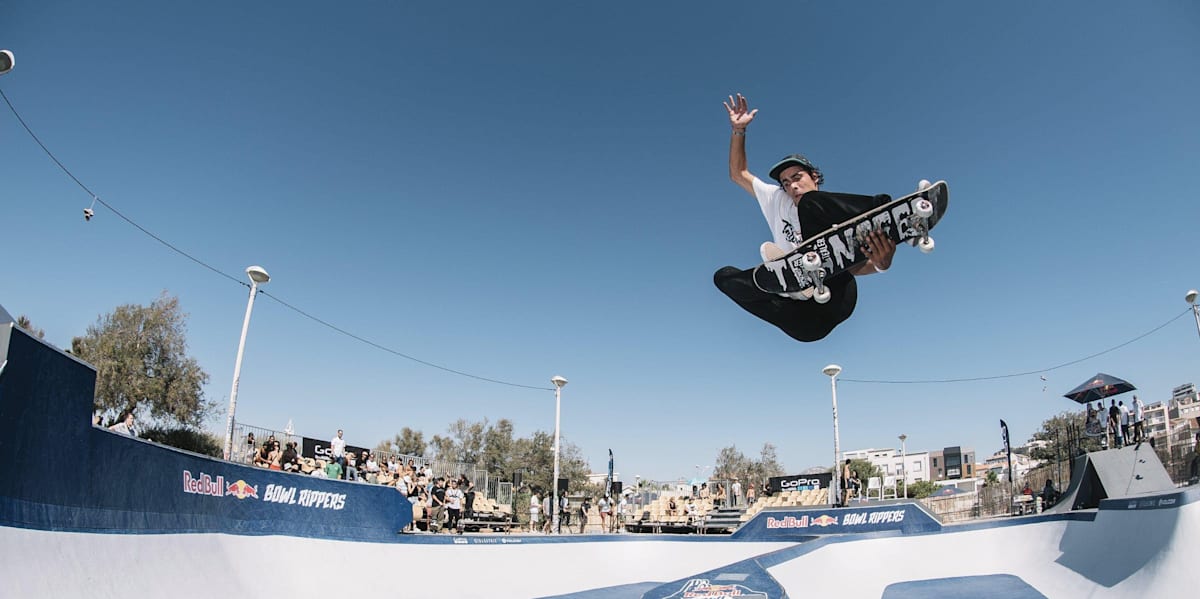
left=141, top=426, right=222, bottom=457
left=905, top=480, right=941, bottom=499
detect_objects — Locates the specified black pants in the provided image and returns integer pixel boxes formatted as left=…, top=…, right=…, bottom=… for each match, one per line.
left=714, top=191, right=890, bottom=342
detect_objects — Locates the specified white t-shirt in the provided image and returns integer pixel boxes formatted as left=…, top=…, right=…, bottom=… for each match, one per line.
left=753, top=176, right=804, bottom=250
left=330, top=436, right=346, bottom=458
left=446, top=488, right=464, bottom=510
left=529, top=494, right=540, bottom=514
left=1133, top=400, right=1145, bottom=422
left=1120, top=405, right=1131, bottom=425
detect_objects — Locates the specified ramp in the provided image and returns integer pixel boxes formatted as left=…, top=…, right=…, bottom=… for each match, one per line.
left=1044, top=445, right=1175, bottom=513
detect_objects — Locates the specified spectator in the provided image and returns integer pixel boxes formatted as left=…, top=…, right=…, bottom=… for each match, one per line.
left=329, top=429, right=347, bottom=479
left=445, top=479, right=464, bottom=532
left=597, top=495, right=611, bottom=532
left=1109, top=399, right=1122, bottom=448
left=364, top=453, right=380, bottom=482
left=323, top=457, right=342, bottom=480
left=849, top=471, right=862, bottom=503
left=685, top=498, right=698, bottom=524
left=731, top=479, right=742, bottom=507
left=253, top=441, right=272, bottom=468
left=462, top=477, right=476, bottom=519
left=1119, top=401, right=1131, bottom=445
left=1132, top=395, right=1146, bottom=444
left=747, top=484, right=757, bottom=505
left=618, top=494, right=630, bottom=530
left=1022, top=482, right=1034, bottom=496
left=667, top=496, right=678, bottom=516
left=108, top=412, right=139, bottom=437
left=529, top=491, right=541, bottom=533
left=281, top=441, right=301, bottom=473
left=430, top=478, right=446, bottom=532
left=578, top=496, right=591, bottom=534
left=1041, top=479, right=1058, bottom=506
left=841, top=459, right=852, bottom=506
left=542, top=494, right=553, bottom=533
left=267, top=441, right=283, bottom=471
left=241, top=432, right=257, bottom=463
left=345, top=452, right=359, bottom=482
left=714, top=484, right=727, bottom=508
left=414, top=490, right=429, bottom=531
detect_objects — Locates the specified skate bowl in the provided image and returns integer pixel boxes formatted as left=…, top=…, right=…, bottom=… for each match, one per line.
left=0, top=314, right=1194, bottom=598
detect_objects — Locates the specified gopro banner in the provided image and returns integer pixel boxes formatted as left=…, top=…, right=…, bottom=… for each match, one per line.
left=769, top=473, right=832, bottom=495
left=302, top=437, right=369, bottom=461
left=732, top=502, right=941, bottom=541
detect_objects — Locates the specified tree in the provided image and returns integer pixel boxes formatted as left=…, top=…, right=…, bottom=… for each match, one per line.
left=480, top=419, right=517, bottom=480
left=428, top=434, right=456, bottom=462
left=71, top=294, right=211, bottom=427
left=847, top=458, right=881, bottom=483
left=16, top=315, right=45, bottom=339
left=985, top=470, right=1000, bottom=486
left=714, top=445, right=750, bottom=481
left=713, top=442, right=787, bottom=489
left=377, top=427, right=427, bottom=457
left=1029, top=410, right=1103, bottom=462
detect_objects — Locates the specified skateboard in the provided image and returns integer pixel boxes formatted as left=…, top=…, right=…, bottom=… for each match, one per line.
left=752, top=180, right=949, bottom=301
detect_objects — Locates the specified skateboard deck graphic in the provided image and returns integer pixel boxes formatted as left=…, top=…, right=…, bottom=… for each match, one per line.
left=752, top=181, right=949, bottom=298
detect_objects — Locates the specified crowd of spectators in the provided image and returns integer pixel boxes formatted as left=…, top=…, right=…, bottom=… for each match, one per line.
left=234, top=429, right=494, bottom=533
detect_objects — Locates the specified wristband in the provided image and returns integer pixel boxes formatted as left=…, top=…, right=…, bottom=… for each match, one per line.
left=732, top=129, right=746, bottom=136
left=874, top=263, right=888, bottom=273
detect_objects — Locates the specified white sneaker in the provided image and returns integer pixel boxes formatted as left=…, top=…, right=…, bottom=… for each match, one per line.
left=760, top=241, right=789, bottom=262
left=760, top=242, right=809, bottom=300
left=916, top=179, right=932, bottom=192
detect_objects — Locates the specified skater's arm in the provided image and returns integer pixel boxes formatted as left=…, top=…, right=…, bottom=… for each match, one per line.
left=724, top=93, right=757, bottom=197
left=850, top=228, right=896, bottom=276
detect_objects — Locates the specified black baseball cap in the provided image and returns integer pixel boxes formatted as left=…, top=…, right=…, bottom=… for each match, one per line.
left=768, top=154, right=825, bottom=185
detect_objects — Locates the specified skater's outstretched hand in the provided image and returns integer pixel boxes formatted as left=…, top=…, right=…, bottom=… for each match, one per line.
left=724, top=93, right=757, bottom=131
left=858, top=229, right=896, bottom=275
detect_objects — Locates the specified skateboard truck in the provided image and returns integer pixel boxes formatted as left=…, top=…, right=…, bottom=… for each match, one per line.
left=800, top=251, right=830, bottom=304
left=912, top=197, right=936, bottom=253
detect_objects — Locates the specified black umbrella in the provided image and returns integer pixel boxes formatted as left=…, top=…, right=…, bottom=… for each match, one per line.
left=1063, top=373, right=1136, bottom=404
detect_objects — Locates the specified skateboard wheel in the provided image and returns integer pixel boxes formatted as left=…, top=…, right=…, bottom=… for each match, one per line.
left=813, top=287, right=831, bottom=304
left=918, top=236, right=935, bottom=253
left=914, top=198, right=934, bottom=218
left=801, top=252, right=822, bottom=272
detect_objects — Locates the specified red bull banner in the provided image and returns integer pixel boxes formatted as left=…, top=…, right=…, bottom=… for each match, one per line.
left=0, top=320, right=411, bottom=542
left=731, top=502, right=941, bottom=540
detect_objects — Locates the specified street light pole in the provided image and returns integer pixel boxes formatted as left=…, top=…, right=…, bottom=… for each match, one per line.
left=551, top=375, right=568, bottom=534
left=222, top=266, right=270, bottom=461
left=899, top=434, right=908, bottom=499
left=823, top=364, right=843, bottom=508
left=1187, top=290, right=1200, bottom=339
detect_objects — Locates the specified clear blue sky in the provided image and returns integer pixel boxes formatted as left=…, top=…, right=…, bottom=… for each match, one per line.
left=3, top=1, right=1198, bottom=482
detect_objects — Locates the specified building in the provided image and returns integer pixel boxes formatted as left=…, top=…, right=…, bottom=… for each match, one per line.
left=983, top=449, right=1038, bottom=483
left=928, top=446, right=976, bottom=481
left=843, top=447, right=930, bottom=488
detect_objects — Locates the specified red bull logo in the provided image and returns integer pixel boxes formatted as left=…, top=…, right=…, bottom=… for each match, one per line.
left=182, top=471, right=225, bottom=497
left=226, top=479, right=259, bottom=500
left=810, top=514, right=838, bottom=527
left=668, top=578, right=763, bottom=598
left=765, top=515, right=809, bottom=529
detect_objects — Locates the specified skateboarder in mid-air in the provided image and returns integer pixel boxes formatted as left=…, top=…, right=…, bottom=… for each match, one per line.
left=714, top=93, right=900, bottom=342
